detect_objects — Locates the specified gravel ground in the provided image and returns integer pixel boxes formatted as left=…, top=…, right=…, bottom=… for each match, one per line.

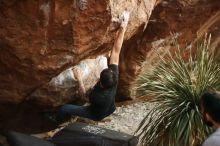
left=97, top=101, right=153, bottom=135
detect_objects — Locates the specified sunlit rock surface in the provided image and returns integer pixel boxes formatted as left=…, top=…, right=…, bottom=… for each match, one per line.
left=0, top=0, right=157, bottom=104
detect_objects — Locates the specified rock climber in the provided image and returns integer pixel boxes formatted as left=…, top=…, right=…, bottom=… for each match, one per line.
left=200, top=91, right=220, bottom=146
left=54, top=11, right=130, bottom=122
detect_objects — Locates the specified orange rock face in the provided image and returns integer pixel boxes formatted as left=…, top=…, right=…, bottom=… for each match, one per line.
left=0, top=0, right=157, bottom=105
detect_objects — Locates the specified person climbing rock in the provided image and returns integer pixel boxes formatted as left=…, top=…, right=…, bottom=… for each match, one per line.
left=53, top=11, right=130, bottom=122
left=30, top=56, right=108, bottom=107
left=200, top=92, right=220, bottom=146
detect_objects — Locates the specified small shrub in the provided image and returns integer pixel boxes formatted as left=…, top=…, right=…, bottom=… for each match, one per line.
left=135, top=37, right=220, bottom=146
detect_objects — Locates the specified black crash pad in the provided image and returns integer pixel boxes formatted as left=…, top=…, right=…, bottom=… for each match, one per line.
left=51, top=122, right=139, bottom=146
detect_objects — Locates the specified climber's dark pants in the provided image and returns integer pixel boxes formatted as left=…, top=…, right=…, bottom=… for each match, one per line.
left=57, top=104, right=98, bottom=121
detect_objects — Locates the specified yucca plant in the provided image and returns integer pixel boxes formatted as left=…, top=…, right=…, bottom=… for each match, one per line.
left=135, top=37, right=220, bottom=146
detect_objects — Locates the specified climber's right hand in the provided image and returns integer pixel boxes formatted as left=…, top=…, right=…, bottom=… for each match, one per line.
left=120, top=11, right=130, bottom=28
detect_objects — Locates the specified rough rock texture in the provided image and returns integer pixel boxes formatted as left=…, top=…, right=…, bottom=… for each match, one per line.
left=117, top=0, right=220, bottom=100
left=0, top=0, right=157, bottom=104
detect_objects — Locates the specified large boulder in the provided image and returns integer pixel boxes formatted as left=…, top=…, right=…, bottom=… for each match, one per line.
left=0, top=0, right=158, bottom=104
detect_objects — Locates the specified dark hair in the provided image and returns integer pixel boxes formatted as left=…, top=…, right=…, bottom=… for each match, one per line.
left=201, top=92, right=220, bottom=123
left=100, top=68, right=117, bottom=88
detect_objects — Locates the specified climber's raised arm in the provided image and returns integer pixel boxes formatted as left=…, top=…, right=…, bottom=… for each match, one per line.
left=109, top=11, right=130, bottom=65
left=45, top=11, right=131, bottom=123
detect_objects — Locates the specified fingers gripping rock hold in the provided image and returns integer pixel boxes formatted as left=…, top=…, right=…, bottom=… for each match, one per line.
left=120, top=11, right=130, bottom=28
